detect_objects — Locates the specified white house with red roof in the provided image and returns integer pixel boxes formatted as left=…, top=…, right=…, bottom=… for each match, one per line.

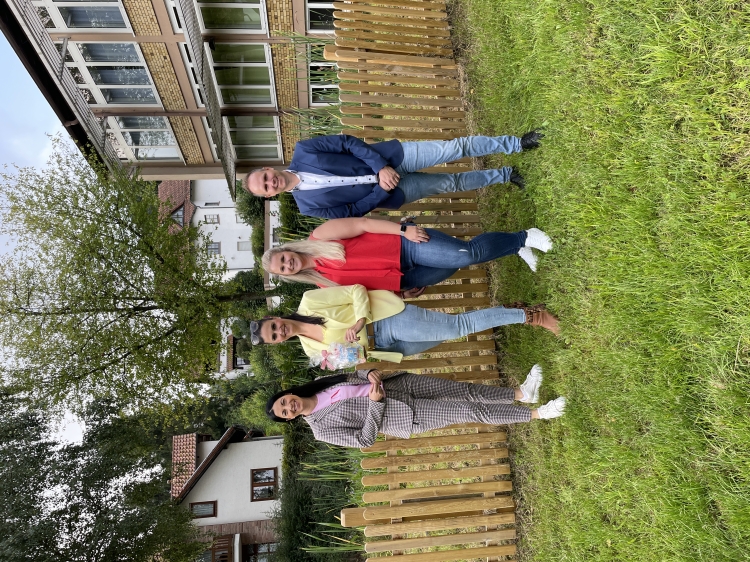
left=171, top=428, right=283, bottom=562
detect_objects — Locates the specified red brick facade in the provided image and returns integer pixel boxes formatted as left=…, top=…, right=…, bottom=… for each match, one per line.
left=171, top=433, right=198, bottom=498
left=158, top=180, right=195, bottom=227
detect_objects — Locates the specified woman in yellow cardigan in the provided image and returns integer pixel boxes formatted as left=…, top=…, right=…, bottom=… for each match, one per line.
left=249, top=285, right=559, bottom=362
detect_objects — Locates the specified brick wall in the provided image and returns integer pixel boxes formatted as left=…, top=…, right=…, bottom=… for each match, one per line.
left=201, top=520, right=277, bottom=544
left=265, top=0, right=294, bottom=33
left=171, top=433, right=197, bottom=497
left=158, top=180, right=196, bottom=225
left=270, top=42, right=301, bottom=161
left=121, top=0, right=162, bottom=35
left=140, top=43, right=205, bottom=164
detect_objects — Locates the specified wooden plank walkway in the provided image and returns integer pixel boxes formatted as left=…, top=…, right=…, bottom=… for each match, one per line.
left=328, top=2, right=518, bottom=560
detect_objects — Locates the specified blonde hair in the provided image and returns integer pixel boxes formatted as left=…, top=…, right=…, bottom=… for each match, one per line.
left=262, top=238, right=346, bottom=287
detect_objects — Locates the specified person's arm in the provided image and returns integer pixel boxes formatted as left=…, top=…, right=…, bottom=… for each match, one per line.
left=295, top=134, right=390, bottom=174
left=307, top=401, right=385, bottom=448
left=312, top=217, right=430, bottom=243
left=303, top=186, right=393, bottom=219
left=301, top=285, right=372, bottom=325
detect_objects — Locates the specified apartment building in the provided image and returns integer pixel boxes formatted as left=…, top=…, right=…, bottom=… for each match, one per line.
left=0, top=0, right=337, bottom=197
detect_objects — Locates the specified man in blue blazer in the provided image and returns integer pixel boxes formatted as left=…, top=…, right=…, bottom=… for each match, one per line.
left=242, top=132, right=543, bottom=219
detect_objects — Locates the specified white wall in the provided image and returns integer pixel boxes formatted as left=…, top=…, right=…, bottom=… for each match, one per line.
left=185, top=437, right=284, bottom=525
left=191, top=179, right=254, bottom=279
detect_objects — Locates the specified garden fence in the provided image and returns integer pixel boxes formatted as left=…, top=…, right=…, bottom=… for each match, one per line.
left=328, top=1, right=517, bottom=559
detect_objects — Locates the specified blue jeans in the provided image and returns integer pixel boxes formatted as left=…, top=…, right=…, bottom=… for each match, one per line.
left=395, top=135, right=522, bottom=204
left=372, top=304, right=525, bottom=357
left=400, top=229, right=527, bottom=290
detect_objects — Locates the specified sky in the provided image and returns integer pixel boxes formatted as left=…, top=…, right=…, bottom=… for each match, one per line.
left=0, top=32, right=84, bottom=443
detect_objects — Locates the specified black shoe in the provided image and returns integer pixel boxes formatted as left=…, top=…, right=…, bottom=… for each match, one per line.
left=520, top=129, right=545, bottom=150
left=509, top=168, right=525, bottom=189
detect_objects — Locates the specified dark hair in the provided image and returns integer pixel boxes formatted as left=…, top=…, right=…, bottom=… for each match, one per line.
left=251, top=313, right=326, bottom=345
left=265, top=373, right=349, bottom=423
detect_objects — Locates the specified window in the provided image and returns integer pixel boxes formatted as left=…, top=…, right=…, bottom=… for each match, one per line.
left=306, top=1, right=335, bottom=31
left=57, top=6, right=126, bottom=29
left=205, top=201, right=220, bottom=207
left=209, top=43, right=274, bottom=107
left=251, top=468, right=277, bottom=501
left=237, top=241, right=252, bottom=251
left=189, top=501, right=217, bottom=518
left=111, top=116, right=181, bottom=161
left=226, top=115, right=281, bottom=162
left=236, top=213, right=244, bottom=223
left=198, top=0, right=266, bottom=32
left=242, top=543, right=278, bottom=562
left=207, top=242, right=221, bottom=256
left=308, top=45, right=338, bottom=106
left=171, top=206, right=184, bottom=225
left=57, top=41, right=159, bottom=107
left=204, top=214, right=220, bottom=224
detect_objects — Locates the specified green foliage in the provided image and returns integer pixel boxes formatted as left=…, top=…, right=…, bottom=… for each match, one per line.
left=251, top=221, right=266, bottom=259
left=235, top=184, right=266, bottom=225
left=0, top=138, right=269, bottom=410
left=455, top=0, right=750, bottom=559
left=0, top=393, right=205, bottom=562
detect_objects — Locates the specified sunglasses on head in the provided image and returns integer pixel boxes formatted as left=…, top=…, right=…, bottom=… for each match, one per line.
left=249, top=320, right=261, bottom=345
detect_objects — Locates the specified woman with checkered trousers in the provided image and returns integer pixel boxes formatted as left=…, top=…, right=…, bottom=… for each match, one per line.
left=266, top=367, right=565, bottom=448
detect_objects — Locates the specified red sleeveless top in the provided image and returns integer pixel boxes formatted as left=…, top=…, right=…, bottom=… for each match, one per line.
left=309, top=232, right=402, bottom=291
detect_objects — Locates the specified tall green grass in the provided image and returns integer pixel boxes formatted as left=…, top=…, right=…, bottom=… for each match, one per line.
left=453, top=0, right=750, bottom=559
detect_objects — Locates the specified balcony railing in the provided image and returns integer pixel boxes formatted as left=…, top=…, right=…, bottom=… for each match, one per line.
left=7, top=0, right=121, bottom=167
left=177, top=0, right=237, bottom=198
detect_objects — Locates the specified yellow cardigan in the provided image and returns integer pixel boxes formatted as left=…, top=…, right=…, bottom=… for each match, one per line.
left=296, top=285, right=405, bottom=363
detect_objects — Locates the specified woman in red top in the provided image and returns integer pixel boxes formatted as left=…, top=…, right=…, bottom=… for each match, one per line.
left=261, top=218, right=553, bottom=297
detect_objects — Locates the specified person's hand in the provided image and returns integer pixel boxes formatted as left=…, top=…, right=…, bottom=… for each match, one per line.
left=345, top=317, right=367, bottom=342
left=404, top=225, right=430, bottom=243
left=368, top=381, right=385, bottom=402
left=377, top=166, right=400, bottom=191
left=367, top=369, right=382, bottom=385
left=400, top=287, right=426, bottom=299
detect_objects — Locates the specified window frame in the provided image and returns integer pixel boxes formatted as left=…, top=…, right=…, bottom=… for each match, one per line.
left=207, top=242, right=221, bottom=256
left=250, top=467, right=278, bottom=502
left=103, top=114, right=182, bottom=163
left=226, top=115, right=282, bottom=162
left=35, top=0, right=133, bottom=32
left=207, top=43, right=277, bottom=108
left=196, top=0, right=268, bottom=34
left=305, top=1, right=335, bottom=33
left=189, top=500, right=217, bottom=518
left=204, top=214, right=220, bottom=224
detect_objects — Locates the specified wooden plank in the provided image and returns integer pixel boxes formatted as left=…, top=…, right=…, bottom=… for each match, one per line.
left=360, top=354, right=497, bottom=371
left=363, top=495, right=514, bottom=519
left=361, top=447, right=507, bottom=469
left=361, top=463, right=510, bottom=486
left=364, top=512, right=515, bottom=536
left=341, top=507, right=391, bottom=527
left=334, top=20, right=452, bottom=38
left=340, top=94, right=463, bottom=107
left=335, top=38, right=452, bottom=56
left=419, top=283, right=488, bottom=295
left=338, top=82, right=461, bottom=97
left=362, top=430, right=506, bottom=452
left=363, top=480, right=513, bottom=503
left=370, top=214, right=480, bottom=224
left=338, top=72, right=457, bottom=86
left=337, top=60, right=456, bottom=76
left=343, top=129, right=459, bottom=140
left=447, top=268, right=487, bottom=279
left=408, top=296, right=491, bottom=308
left=339, top=0, right=447, bottom=8
left=365, top=544, right=516, bottom=562
left=341, top=117, right=465, bottom=129
left=334, top=30, right=452, bottom=47
left=340, top=106, right=464, bottom=118
left=333, top=2, right=449, bottom=18
left=365, top=528, right=516, bottom=553
left=333, top=11, right=451, bottom=29
left=396, top=339, right=494, bottom=353
left=333, top=48, right=456, bottom=67
left=398, top=202, right=477, bottom=211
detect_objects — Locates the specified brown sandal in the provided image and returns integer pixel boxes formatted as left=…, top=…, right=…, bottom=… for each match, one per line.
left=522, top=304, right=560, bottom=336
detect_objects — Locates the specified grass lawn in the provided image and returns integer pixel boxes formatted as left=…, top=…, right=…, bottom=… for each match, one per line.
left=452, top=0, right=750, bottom=559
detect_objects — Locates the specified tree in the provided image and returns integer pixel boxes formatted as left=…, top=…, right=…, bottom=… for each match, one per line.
left=0, top=138, right=269, bottom=408
left=234, top=185, right=266, bottom=225
left=0, top=393, right=205, bottom=562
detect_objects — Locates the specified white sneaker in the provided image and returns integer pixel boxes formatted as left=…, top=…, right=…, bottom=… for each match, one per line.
left=519, top=364, right=543, bottom=403
left=517, top=246, right=538, bottom=272
left=525, top=228, right=553, bottom=252
left=537, top=396, right=566, bottom=419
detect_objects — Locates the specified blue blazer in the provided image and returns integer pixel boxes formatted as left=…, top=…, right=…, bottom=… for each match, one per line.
left=288, top=135, right=406, bottom=219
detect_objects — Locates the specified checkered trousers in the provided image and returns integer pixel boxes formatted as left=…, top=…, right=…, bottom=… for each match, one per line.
left=385, top=374, right=532, bottom=433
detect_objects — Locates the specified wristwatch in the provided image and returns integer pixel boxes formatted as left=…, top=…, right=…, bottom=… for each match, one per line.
left=400, top=224, right=407, bottom=236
